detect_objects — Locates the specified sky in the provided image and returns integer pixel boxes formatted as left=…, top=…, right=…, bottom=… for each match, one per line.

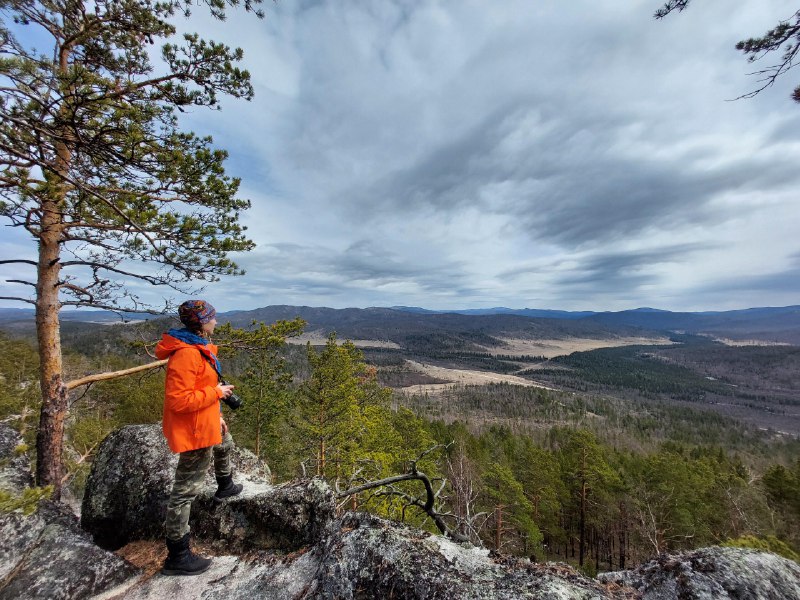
left=2, top=0, right=799, bottom=313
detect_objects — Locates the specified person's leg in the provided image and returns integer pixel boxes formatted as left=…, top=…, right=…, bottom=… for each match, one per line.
left=213, top=431, right=243, bottom=501
left=163, top=447, right=213, bottom=576
left=212, top=430, right=234, bottom=477
left=166, top=446, right=211, bottom=540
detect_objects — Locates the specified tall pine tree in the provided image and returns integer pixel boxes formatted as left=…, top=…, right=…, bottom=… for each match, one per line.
left=0, top=0, right=260, bottom=497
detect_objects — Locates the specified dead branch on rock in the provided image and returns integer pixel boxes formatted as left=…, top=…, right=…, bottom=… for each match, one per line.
left=336, top=443, right=470, bottom=544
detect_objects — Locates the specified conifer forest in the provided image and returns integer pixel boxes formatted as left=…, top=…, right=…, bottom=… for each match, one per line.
left=1, top=312, right=797, bottom=576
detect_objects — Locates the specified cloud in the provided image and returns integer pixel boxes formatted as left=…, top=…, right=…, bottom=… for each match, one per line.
left=3, top=0, right=799, bottom=313
left=555, top=243, right=717, bottom=288
left=691, top=250, right=800, bottom=297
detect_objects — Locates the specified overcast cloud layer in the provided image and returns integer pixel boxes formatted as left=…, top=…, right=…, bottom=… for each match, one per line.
left=2, top=0, right=799, bottom=312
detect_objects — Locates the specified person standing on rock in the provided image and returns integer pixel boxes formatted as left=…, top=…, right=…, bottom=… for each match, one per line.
left=155, top=299, right=244, bottom=576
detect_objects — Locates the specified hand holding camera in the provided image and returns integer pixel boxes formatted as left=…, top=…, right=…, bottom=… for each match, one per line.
left=217, top=378, right=242, bottom=410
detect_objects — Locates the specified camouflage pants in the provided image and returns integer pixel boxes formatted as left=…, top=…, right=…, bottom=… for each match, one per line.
left=165, top=431, right=235, bottom=541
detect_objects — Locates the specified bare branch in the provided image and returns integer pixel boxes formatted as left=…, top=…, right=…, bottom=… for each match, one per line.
left=65, top=359, right=168, bottom=390
left=60, top=260, right=175, bottom=286
left=337, top=472, right=424, bottom=499
left=336, top=443, right=469, bottom=544
left=0, top=259, right=38, bottom=266
left=60, top=300, right=166, bottom=314
left=0, top=296, right=36, bottom=305
left=6, top=279, right=36, bottom=287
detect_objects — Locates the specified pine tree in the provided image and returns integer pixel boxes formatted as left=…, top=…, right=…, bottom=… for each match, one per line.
left=0, top=0, right=261, bottom=497
left=557, top=429, right=619, bottom=567
left=215, top=319, right=305, bottom=464
left=296, top=334, right=373, bottom=479
left=481, top=462, right=541, bottom=554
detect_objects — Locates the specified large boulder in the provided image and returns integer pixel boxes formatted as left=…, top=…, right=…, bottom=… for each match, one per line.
left=598, top=546, right=800, bottom=599
left=80, top=424, right=178, bottom=549
left=0, top=499, right=140, bottom=599
left=0, top=423, right=33, bottom=494
left=81, top=423, right=324, bottom=552
left=191, top=478, right=335, bottom=553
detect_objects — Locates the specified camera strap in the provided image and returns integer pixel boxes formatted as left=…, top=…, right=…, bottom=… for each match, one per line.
left=196, top=348, right=223, bottom=383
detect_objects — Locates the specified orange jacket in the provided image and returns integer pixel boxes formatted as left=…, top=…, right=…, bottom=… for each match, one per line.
left=156, top=333, right=223, bottom=453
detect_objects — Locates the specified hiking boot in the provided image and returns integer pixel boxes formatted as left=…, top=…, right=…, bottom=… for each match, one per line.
left=162, top=533, right=212, bottom=576
left=214, top=474, right=243, bottom=503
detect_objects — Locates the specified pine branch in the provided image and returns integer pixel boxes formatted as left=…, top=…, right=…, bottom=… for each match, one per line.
left=0, top=260, right=37, bottom=266
left=0, top=296, right=36, bottom=305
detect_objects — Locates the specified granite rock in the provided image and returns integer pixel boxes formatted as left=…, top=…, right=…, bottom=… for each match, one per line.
left=0, top=423, right=33, bottom=494
left=0, top=500, right=140, bottom=600
left=599, top=546, right=800, bottom=599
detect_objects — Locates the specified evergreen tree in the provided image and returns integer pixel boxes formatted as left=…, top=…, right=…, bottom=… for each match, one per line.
left=296, top=333, right=388, bottom=479
left=0, top=0, right=261, bottom=497
left=514, top=440, right=565, bottom=559
left=482, top=462, right=541, bottom=554
left=628, top=448, right=716, bottom=554
left=215, top=319, right=305, bottom=466
left=556, top=429, right=619, bottom=567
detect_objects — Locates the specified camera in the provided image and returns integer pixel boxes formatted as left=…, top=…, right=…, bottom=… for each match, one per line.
left=219, top=377, right=242, bottom=410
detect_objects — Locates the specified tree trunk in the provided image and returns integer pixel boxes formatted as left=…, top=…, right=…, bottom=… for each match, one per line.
left=608, top=534, right=614, bottom=571
left=579, top=479, right=586, bottom=566
left=594, top=528, right=600, bottom=572
left=35, top=41, right=72, bottom=500
left=318, top=438, right=326, bottom=478
left=255, top=372, right=263, bottom=457
left=619, top=503, right=626, bottom=569
left=34, top=205, right=65, bottom=499
left=495, top=505, right=503, bottom=551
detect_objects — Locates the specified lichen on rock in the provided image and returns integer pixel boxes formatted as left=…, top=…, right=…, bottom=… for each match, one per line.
left=0, top=423, right=33, bottom=495
left=599, top=546, right=800, bottom=599
left=303, top=512, right=623, bottom=599
left=0, top=500, right=140, bottom=599
left=80, top=424, right=178, bottom=549
left=190, top=477, right=335, bottom=553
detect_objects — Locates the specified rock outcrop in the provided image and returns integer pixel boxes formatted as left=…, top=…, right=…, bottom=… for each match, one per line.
left=599, top=546, right=800, bottom=599
left=191, top=478, right=334, bottom=553
left=0, top=424, right=33, bottom=494
left=301, top=512, right=625, bottom=600
left=81, top=424, right=323, bottom=553
left=3, top=423, right=799, bottom=600
left=0, top=499, right=140, bottom=599
left=118, top=512, right=627, bottom=600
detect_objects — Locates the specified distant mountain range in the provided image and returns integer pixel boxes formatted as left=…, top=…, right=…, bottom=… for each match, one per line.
left=2, top=304, right=799, bottom=344
left=390, top=306, right=596, bottom=319
left=390, top=305, right=800, bottom=343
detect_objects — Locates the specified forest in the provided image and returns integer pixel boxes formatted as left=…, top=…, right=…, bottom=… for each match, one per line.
left=1, top=315, right=798, bottom=576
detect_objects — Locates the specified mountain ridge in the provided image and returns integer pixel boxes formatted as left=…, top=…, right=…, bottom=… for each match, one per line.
left=2, top=304, right=799, bottom=344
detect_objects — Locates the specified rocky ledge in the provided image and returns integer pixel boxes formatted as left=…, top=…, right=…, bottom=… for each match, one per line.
left=599, top=546, right=800, bottom=599
left=1, top=423, right=799, bottom=599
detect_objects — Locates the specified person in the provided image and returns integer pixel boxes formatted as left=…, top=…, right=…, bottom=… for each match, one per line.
left=155, top=299, right=243, bottom=576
